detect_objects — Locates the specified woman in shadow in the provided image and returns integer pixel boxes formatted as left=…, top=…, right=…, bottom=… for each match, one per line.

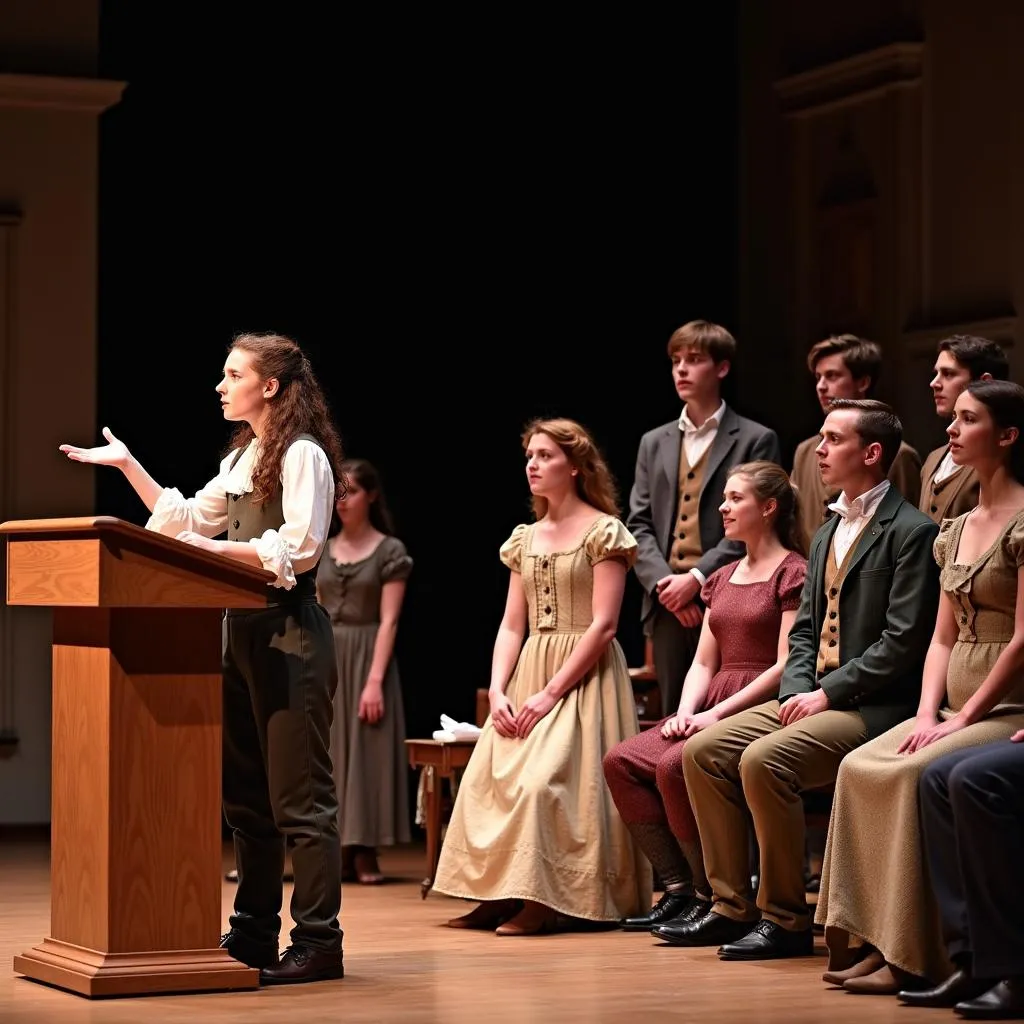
left=317, top=459, right=412, bottom=885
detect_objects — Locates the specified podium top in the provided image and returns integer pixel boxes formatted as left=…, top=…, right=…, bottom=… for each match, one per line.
left=0, top=516, right=277, bottom=608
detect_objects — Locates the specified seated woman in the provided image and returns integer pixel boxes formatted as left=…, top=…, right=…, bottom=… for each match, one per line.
left=603, top=461, right=806, bottom=931
left=431, top=417, right=651, bottom=935
left=816, top=379, right=1024, bottom=994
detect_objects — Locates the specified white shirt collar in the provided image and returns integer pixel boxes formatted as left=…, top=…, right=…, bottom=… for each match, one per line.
left=678, top=400, right=727, bottom=435
left=828, top=479, right=891, bottom=522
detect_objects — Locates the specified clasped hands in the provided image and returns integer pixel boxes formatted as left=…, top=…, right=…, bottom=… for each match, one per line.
left=655, top=572, right=703, bottom=628
left=490, top=688, right=557, bottom=739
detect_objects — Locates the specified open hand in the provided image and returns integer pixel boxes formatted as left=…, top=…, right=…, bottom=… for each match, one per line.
left=59, top=427, right=129, bottom=468
left=489, top=691, right=518, bottom=738
left=358, top=683, right=385, bottom=724
left=516, top=689, right=558, bottom=738
left=899, top=714, right=965, bottom=755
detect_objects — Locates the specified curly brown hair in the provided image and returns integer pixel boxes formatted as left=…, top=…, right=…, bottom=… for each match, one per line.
left=223, top=333, right=345, bottom=506
left=521, top=417, right=620, bottom=520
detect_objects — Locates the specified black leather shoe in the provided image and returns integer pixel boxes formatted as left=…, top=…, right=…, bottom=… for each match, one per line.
left=260, top=944, right=344, bottom=985
left=955, top=978, right=1024, bottom=1020
left=621, top=892, right=696, bottom=931
left=219, top=929, right=279, bottom=969
left=718, top=919, right=814, bottom=960
left=654, top=910, right=753, bottom=947
left=899, top=969, right=991, bottom=1008
left=658, top=897, right=711, bottom=929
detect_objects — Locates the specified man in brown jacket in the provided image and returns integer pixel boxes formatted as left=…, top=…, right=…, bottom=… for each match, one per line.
left=790, top=335, right=920, bottom=548
left=919, top=334, right=1008, bottom=524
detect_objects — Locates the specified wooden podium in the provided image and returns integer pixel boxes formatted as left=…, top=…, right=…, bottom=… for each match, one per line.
left=0, top=516, right=277, bottom=998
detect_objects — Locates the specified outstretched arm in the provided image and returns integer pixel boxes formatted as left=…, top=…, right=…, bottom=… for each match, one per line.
left=60, top=427, right=165, bottom=512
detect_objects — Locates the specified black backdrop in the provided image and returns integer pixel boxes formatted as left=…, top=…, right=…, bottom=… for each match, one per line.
left=95, top=5, right=739, bottom=743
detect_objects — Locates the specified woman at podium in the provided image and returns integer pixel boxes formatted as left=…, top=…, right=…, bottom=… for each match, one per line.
left=59, top=332, right=347, bottom=985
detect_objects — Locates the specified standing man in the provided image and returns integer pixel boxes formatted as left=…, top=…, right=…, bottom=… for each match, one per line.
left=919, top=334, right=1009, bottom=524
left=628, top=320, right=780, bottom=718
left=791, top=335, right=921, bottom=547
left=660, top=400, right=939, bottom=960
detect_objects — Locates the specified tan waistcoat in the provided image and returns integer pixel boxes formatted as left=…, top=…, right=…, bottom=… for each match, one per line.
left=668, top=446, right=708, bottom=572
left=816, top=524, right=869, bottom=676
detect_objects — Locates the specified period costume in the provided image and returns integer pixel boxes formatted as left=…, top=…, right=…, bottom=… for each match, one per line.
left=816, top=510, right=1024, bottom=982
left=433, top=516, right=651, bottom=921
left=316, top=536, right=412, bottom=849
left=628, top=404, right=780, bottom=713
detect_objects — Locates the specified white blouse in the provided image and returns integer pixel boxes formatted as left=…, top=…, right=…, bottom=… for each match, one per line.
left=145, top=437, right=335, bottom=589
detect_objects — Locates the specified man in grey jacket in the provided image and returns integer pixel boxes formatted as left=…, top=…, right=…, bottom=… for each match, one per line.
left=627, top=320, right=780, bottom=716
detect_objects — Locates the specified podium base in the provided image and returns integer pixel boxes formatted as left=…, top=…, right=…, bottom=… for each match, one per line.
left=14, top=937, right=261, bottom=997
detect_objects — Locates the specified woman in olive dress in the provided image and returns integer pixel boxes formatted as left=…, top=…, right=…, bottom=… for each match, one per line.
left=317, top=459, right=412, bottom=884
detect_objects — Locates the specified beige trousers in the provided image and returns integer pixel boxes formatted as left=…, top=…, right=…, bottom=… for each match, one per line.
left=682, top=699, right=866, bottom=931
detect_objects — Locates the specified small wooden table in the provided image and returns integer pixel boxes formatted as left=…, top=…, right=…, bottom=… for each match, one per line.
left=405, top=739, right=477, bottom=898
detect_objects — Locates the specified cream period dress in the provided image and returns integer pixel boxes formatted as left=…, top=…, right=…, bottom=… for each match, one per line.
left=432, top=515, right=652, bottom=921
left=816, top=509, right=1024, bottom=981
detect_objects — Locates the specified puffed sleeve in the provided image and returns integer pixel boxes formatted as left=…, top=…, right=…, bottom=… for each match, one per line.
left=499, top=524, right=529, bottom=572
left=1001, top=511, right=1024, bottom=567
left=777, top=554, right=808, bottom=611
left=380, top=536, right=413, bottom=582
left=585, top=516, right=638, bottom=569
left=700, top=564, right=726, bottom=606
left=933, top=516, right=959, bottom=569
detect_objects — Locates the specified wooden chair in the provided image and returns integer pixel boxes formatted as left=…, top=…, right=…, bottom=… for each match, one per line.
left=628, top=636, right=662, bottom=727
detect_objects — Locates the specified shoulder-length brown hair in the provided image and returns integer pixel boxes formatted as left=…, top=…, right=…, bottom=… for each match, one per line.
left=521, top=417, right=619, bottom=520
left=223, top=333, right=345, bottom=506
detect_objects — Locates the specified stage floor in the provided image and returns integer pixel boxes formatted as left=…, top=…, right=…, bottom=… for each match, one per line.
left=0, top=837, right=942, bottom=1023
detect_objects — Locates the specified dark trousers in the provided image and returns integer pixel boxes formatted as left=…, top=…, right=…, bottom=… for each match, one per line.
left=223, top=601, right=343, bottom=953
left=919, top=740, right=1024, bottom=980
left=650, top=604, right=701, bottom=717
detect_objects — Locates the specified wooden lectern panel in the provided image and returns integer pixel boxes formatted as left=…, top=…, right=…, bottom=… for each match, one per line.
left=0, top=518, right=266, bottom=996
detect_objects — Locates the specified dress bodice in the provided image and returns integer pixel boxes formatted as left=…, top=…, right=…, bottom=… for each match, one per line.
left=315, top=535, right=412, bottom=627
left=500, top=516, right=637, bottom=635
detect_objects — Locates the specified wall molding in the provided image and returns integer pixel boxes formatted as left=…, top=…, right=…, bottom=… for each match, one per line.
left=902, top=315, right=1018, bottom=357
left=775, top=42, right=924, bottom=119
left=0, top=214, right=21, bottom=745
left=0, top=73, right=125, bottom=114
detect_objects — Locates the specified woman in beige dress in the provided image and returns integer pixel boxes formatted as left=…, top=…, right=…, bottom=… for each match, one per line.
left=432, top=417, right=651, bottom=935
left=816, top=379, right=1024, bottom=993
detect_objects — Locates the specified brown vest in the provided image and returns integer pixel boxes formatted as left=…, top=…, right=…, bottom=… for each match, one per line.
left=668, top=446, right=709, bottom=572
left=919, top=446, right=981, bottom=525
left=816, top=524, right=869, bottom=676
left=228, top=433, right=324, bottom=604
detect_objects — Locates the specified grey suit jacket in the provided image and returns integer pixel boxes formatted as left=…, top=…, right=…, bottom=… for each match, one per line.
left=627, top=405, right=781, bottom=621
left=779, top=485, right=941, bottom=739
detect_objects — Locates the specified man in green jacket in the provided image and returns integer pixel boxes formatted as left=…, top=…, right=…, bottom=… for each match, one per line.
left=656, top=399, right=940, bottom=960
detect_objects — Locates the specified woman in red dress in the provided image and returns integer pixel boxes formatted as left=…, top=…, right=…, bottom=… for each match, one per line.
left=604, top=461, right=807, bottom=931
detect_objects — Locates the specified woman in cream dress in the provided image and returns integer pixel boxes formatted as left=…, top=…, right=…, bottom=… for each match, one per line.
left=816, top=380, right=1024, bottom=992
left=432, top=417, right=651, bottom=935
